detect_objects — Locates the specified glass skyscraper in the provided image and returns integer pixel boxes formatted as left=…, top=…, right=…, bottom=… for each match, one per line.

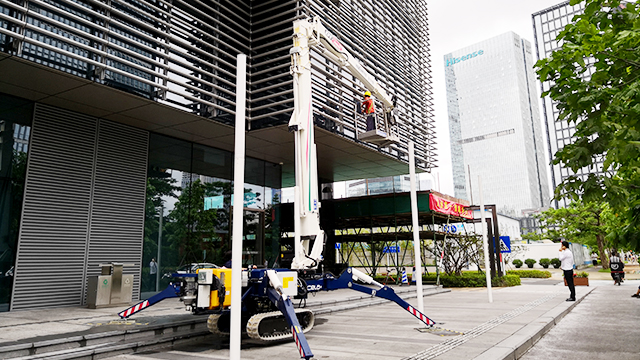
left=446, top=32, right=550, bottom=217
left=533, top=1, right=595, bottom=209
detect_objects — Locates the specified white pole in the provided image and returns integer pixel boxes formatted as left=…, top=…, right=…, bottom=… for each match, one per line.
left=478, top=176, right=493, bottom=303
left=409, top=141, right=424, bottom=314
left=156, top=205, right=163, bottom=292
left=230, top=54, right=247, bottom=360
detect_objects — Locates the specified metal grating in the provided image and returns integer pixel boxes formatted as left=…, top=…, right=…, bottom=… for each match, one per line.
left=11, top=104, right=98, bottom=310
left=11, top=104, right=149, bottom=310
left=85, top=120, right=148, bottom=302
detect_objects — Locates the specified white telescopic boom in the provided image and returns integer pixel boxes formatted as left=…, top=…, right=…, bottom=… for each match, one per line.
left=289, top=19, right=325, bottom=270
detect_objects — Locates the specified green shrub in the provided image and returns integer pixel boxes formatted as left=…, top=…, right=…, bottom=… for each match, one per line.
left=506, top=269, right=552, bottom=278
left=512, top=259, right=523, bottom=268
left=539, top=258, right=551, bottom=268
left=576, top=271, right=589, bottom=278
left=423, top=272, right=520, bottom=287
left=524, top=258, right=537, bottom=268
left=493, top=275, right=521, bottom=287
left=550, top=258, right=561, bottom=268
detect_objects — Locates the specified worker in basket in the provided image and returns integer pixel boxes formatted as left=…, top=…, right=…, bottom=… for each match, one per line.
left=362, top=90, right=376, bottom=131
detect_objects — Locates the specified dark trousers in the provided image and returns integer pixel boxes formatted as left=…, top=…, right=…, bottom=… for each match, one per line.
left=564, top=269, right=575, bottom=299
left=366, top=115, right=375, bottom=131
left=150, top=274, right=157, bottom=290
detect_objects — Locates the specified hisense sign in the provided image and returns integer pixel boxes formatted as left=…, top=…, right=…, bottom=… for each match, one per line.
left=445, top=50, right=484, bottom=67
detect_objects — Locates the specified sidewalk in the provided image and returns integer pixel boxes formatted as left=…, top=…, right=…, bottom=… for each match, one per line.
left=0, top=285, right=447, bottom=358
left=512, top=264, right=640, bottom=282
left=0, top=278, right=615, bottom=360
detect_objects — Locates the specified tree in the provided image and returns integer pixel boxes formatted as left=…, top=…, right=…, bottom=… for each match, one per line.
left=142, top=170, right=180, bottom=290
left=166, top=179, right=222, bottom=265
left=536, top=0, right=640, bottom=251
left=524, top=201, right=621, bottom=268
left=425, top=233, right=483, bottom=276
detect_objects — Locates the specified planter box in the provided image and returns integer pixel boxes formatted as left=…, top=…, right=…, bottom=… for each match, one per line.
left=564, top=277, right=589, bottom=286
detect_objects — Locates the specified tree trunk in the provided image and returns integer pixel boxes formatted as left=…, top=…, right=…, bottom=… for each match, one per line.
left=597, top=233, right=608, bottom=269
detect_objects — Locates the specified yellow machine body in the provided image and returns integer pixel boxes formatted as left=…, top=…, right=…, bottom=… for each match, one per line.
left=209, top=268, right=232, bottom=309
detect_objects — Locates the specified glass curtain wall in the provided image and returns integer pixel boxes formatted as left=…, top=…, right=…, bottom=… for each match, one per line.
left=0, top=94, right=33, bottom=312
left=142, top=134, right=281, bottom=297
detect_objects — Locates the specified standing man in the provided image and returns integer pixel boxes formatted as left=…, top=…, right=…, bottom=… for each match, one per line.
left=559, top=241, right=575, bottom=301
left=149, top=258, right=158, bottom=291
left=362, top=90, right=376, bottom=131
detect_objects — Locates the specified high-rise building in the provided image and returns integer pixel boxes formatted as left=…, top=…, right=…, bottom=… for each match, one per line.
left=0, top=1, right=432, bottom=311
left=446, top=32, right=550, bottom=217
left=532, top=1, right=594, bottom=209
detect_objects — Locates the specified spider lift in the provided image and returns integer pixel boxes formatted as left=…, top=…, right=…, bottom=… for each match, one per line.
left=118, top=16, right=431, bottom=360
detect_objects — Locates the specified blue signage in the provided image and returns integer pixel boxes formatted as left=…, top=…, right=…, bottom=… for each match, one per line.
left=383, top=246, right=400, bottom=254
left=499, top=236, right=511, bottom=253
left=445, top=50, right=484, bottom=67
left=443, top=224, right=458, bottom=234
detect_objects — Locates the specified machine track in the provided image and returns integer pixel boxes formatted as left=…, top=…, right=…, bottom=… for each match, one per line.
left=207, top=313, right=230, bottom=336
left=246, top=309, right=315, bottom=343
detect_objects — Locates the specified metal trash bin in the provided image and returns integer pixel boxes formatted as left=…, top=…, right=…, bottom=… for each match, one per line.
left=87, top=262, right=134, bottom=308
left=87, top=275, right=112, bottom=308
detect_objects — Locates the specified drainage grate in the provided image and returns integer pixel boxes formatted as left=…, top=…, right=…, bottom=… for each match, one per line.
left=403, top=292, right=560, bottom=360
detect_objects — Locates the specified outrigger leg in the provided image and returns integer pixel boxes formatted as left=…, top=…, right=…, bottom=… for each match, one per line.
left=118, top=282, right=182, bottom=319
left=265, top=270, right=314, bottom=359
left=307, top=268, right=436, bottom=327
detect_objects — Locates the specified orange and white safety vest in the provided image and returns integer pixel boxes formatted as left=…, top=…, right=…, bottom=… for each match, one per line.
left=362, top=99, right=375, bottom=114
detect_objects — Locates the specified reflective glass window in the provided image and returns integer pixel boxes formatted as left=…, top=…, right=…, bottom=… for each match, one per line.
left=0, top=95, right=33, bottom=312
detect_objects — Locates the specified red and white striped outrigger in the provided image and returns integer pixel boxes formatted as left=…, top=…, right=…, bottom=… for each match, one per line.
left=118, top=282, right=182, bottom=319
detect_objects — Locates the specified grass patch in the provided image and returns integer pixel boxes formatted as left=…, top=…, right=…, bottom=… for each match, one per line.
left=598, top=268, right=611, bottom=273
left=506, top=269, right=552, bottom=278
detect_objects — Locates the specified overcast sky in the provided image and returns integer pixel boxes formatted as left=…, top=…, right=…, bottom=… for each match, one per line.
left=427, top=0, right=565, bottom=196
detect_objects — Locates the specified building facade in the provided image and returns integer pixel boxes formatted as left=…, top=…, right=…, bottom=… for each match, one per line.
left=0, top=0, right=433, bottom=311
left=532, top=1, right=593, bottom=209
left=446, top=32, right=550, bottom=217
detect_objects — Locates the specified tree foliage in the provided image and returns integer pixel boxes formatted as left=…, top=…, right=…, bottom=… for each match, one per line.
left=536, top=0, right=640, bottom=251
left=523, top=201, right=622, bottom=268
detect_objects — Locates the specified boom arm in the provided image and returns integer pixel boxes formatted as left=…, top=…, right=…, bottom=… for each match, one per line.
left=288, top=16, right=399, bottom=270
left=307, top=17, right=396, bottom=111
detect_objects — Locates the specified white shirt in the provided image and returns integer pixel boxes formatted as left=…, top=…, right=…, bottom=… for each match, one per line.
left=559, top=249, right=574, bottom=271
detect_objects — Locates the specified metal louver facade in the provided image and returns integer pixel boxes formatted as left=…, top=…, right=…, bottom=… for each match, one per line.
left=0, top=0, right=434, bottom=172
left=85, top=120, right=148, bottom=301
left=250, top=0, right=435, bottom=170
left=11, top=104, right=148, bottom=310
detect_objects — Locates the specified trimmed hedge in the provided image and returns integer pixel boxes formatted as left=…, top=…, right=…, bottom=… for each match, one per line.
left=539, top=258, right=551, bottom=268
left=424, top=272, right=520, bottom=287
left=512, top=259, right=523, bottom=268
left=506, top=269, right=552, bottom=278
left=371, top=272, right=521, bottom=287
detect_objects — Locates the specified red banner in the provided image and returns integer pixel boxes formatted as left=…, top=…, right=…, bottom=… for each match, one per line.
left=429, top=194, right=472, bottom=219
